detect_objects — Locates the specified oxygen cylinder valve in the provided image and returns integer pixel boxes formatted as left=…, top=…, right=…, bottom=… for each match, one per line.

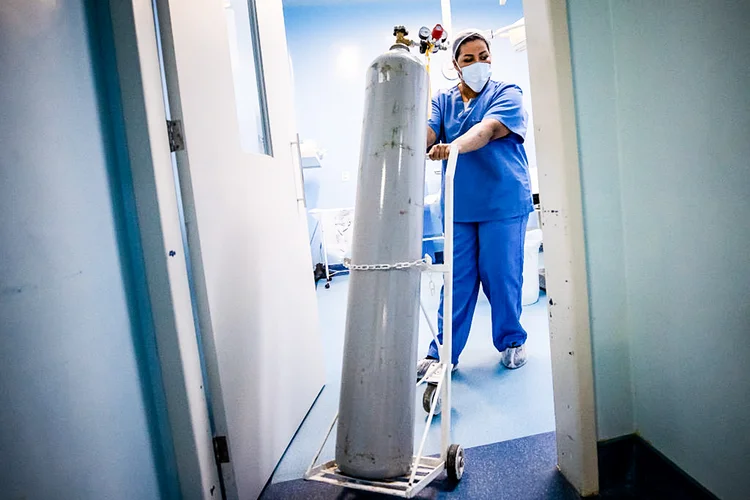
left=393, top=26, right=415, bottom=48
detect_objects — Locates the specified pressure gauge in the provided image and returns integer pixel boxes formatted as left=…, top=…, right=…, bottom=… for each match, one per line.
left=418, top=26, right=431, bottom=40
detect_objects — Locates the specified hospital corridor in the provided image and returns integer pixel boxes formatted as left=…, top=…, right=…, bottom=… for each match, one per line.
left=1, top=1, right=749, bottom=500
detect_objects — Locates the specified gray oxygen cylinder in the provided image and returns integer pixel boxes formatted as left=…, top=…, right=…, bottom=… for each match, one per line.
left=335, top=44, right=428, bottom=480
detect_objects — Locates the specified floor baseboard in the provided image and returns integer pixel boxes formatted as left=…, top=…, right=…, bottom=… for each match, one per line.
left=596, top=434, right=718, bottom=499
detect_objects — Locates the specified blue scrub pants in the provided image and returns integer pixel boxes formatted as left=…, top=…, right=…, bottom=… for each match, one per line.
left=428, top=215, right=529, bottom=364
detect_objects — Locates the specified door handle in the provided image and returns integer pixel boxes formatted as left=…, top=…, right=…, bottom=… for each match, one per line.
left=290, top=133, right=307, bottom=209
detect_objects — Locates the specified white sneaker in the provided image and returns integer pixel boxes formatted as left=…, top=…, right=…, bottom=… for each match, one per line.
left=501, top=344, right=527, bottom=369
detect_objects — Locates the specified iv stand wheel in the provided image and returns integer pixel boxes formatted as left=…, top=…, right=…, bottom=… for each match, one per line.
left=422, top=383, right=442, bottom=415
left=446, top=444, right=465, bottom=482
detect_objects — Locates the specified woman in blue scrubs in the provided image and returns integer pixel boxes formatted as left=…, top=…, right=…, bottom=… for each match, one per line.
left=417, top=30, right=533, bottom=378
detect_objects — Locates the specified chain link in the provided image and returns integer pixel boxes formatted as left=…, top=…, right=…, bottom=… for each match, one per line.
left=343, top=257, right=431, bottom=272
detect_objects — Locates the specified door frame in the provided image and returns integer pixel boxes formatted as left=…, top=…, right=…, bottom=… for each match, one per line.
left=108, top=0, right=599, bottom=497
left=522, top=0, right=599, bottom=495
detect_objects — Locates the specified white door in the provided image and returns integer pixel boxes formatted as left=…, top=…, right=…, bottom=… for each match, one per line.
left=153, top=0, right=325, bottom=497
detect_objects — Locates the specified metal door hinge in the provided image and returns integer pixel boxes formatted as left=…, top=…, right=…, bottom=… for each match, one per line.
left=166, top=119, right=185, bottom=152
left=213, top=436, right=230, bottom=464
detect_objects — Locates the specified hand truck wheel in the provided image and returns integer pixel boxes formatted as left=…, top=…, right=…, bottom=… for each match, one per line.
left=422, top=383, right=442, bottom=415
left=446, top=444, right=465, bottom=482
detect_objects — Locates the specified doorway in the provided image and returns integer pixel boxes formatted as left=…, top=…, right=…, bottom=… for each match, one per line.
left=109, top=0, right=598, bottom=496
left=271, top=0, right=557, bottom=487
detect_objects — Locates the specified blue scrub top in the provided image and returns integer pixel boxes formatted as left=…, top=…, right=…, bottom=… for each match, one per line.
left=428, top=80, right=533, bottom=223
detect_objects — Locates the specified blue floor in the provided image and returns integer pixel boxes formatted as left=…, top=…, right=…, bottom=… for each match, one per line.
left=261, top=431, right=578, bottom=499
left=269, top=262, right=555, bottom=486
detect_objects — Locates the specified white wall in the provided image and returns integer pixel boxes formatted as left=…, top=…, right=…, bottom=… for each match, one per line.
left=569, top=1, right=750, bottom=498
left=0, top=1, right=176, bottom=498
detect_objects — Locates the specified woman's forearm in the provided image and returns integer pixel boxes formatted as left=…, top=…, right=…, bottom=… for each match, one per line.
left=454, top=119, right=510, bottom=154
left=453, top=121, right=495, bottom=154
left=427, top=119, right=510, bottom=161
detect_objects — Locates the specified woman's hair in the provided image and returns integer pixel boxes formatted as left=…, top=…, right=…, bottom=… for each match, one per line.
left=452, top=30, right=491, bottom=61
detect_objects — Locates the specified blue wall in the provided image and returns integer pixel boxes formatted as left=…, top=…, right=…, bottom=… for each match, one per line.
left=283, top=0, right=535, bottom=264
left=0, top=1, right=177, bottom=498
left=567, top=0, right=634, bottom=442
left=569, top=1, right=750, bottom=498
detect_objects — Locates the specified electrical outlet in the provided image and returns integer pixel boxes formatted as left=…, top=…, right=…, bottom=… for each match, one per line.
left=341, top=171, right=351, bottom=182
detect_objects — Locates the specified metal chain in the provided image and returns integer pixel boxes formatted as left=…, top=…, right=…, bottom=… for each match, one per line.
left=343, top=257, right=430, bottom=272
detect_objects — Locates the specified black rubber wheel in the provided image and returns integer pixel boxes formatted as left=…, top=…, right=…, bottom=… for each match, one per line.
left=446, top=444, right=465, bottom=482
left=422, top=384, right=442, bottom=415
left=325, top=282, right=331, bottom=289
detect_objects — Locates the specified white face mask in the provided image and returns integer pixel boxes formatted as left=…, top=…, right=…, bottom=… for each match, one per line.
left=460, top=62, right=492, bottom=93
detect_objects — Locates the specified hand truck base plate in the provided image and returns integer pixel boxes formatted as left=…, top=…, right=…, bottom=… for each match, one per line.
left=304, top=456, right=445, bottom=498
